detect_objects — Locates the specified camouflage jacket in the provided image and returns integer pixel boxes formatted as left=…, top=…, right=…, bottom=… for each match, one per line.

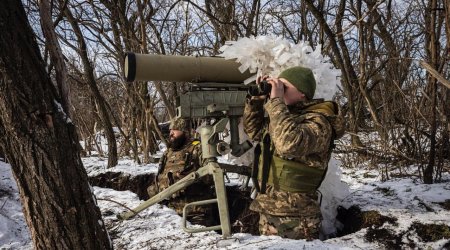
left=158, top=139, right=201, bottom=189
left=155, top=139, right=213, bottom=199
left=243, top=97, right=345, bottom=216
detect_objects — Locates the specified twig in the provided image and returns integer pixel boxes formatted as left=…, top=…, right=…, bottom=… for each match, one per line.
left=226, top=238, right=273, bottom=249
left=336, top=0, right=385, bottom=36
left=97, top=198, right=143, bottom=219
left=0, top=198, right=7, bottom=211
left=413, top=196, right=435, bottom=212
left=419, top=60, right=450, bottom=89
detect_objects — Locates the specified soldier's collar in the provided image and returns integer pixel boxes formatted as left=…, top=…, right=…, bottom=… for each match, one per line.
left=288, top=98, right=325, bottom=110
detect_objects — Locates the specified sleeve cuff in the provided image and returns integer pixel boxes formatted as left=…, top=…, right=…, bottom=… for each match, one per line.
left=263, top=97, right=285, bottom=112
left=246, top=96, right=266, bottom=106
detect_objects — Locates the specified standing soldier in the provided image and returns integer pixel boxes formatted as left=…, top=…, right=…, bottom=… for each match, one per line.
left=147, top=117, right=215, bottom=226
left=244, top=66, right=345, bottom=240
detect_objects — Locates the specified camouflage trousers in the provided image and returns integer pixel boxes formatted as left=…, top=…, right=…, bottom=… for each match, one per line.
left=252, top=189, right=322, bottom=240
left=258, top=212, right=321, bottom=240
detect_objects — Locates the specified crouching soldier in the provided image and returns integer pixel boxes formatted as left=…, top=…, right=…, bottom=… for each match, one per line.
left=243, top=66, right=345, bottom=240
left=147, top=117, right=216, bottom=226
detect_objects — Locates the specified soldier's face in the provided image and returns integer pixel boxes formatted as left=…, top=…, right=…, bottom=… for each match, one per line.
left=282, top=79, right=307, bottom=105
left=169, top=129, right=184, bottom=142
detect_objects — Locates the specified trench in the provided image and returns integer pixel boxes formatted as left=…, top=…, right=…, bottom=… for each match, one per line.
left=88, top=171, right=259, bottom=234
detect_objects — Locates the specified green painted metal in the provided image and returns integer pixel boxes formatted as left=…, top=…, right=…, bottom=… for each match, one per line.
left=124, top=52, right=254, bottom=83
left=176, top=90, right=248, bottom=119
left=117, top=166, right=210, bottom=220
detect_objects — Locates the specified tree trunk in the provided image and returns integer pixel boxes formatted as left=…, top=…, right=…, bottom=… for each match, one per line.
left=423, top=0, right=439, bottom=184
left=38, top=0, right=72, bottom=118
left=0, top=1, right=112, bottom=249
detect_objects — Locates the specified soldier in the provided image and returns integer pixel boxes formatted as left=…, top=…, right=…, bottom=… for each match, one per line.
left=243, top=66, right=345, bottom=240
left=147, top=117, right=215, bottom=226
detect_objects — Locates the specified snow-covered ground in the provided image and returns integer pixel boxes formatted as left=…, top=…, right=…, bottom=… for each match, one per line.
left=0, top=161, right=32, bottom=250
left=1, top=156, right=449, bottom=249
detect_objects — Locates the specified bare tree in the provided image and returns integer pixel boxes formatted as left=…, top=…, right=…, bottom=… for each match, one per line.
left=61, top=1, right=118, bottom=168
left=23, top=0, right=448, bottom=181
left=0, top=1, right=112, bottom=249
left=38, top=0, right=72, bottom=118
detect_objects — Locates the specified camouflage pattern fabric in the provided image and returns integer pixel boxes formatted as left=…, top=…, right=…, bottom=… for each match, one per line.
left=169, top=117, right=188, bottom=132
left=158, top=140, right=202, bottom=192
left=243, top=96, right=345, bottom=239
left=252, top=190, right=322, bottom=240
left=259, top=209, right=321, bottom=240
left=147, top=139, right=216, bottom=226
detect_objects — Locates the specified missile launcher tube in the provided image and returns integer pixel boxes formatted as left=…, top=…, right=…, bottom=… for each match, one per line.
left=124, top=52, right=254, bottom=83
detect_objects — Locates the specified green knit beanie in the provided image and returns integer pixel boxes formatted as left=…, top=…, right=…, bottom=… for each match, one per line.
left=278, top=66, right=316, bottom=100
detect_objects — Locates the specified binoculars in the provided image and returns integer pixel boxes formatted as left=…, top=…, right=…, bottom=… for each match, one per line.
left=248, top=80, right=272, bottom=96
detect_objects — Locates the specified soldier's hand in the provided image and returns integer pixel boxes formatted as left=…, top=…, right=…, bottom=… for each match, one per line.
left=267, top=77, right=286, bottom=99
left=250, top=75, right=270, bottom=100
left=176, top=171, right=185, bottom=178
left=257, top=75, right=269, bottom=85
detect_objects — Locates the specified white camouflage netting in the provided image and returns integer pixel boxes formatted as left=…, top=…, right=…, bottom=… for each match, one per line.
left=219, top=35, right=341, bottom=100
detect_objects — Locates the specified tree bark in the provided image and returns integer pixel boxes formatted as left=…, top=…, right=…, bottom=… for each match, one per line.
left=38, top=0, right=72, bottom=118
left=423, top=0, right=439, bottom=184
left=0, top=1, right=112, bottom=249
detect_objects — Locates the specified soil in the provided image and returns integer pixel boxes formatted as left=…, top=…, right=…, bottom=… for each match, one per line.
left=437, top=199, right=450, bottom=210
left=337, top=205, right=450, bottom=249
left=365, top=228, right=404, bottom=250
left=89, top=171, right=155, bottom=200
left=411, top=222, right=450, bottom=242
left=336, top=205, right=397, bottom=236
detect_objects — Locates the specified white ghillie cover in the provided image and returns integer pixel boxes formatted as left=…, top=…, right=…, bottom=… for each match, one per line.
left=219, top=35, right=341, bottom=100
left=318, top=156, right=350, bottom=237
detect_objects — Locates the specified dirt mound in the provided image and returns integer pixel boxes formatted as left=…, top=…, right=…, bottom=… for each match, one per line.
left=411, top=222, right=450, bottom=242
left=336, top=205, right=397, bottom=235
left=89, top=172, right=155, bottom=200
left=337, top=205, right=450, bottom=249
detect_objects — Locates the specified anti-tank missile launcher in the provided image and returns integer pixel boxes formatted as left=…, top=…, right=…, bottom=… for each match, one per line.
left=119, top=52, right=256, bottom=239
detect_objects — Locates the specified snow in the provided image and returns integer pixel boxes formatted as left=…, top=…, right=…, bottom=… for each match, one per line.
left=0, top=161, right=32, bottom=250
left=83, top=157, right=159, bottom=177
left=53, top=100, right=72, bottom=124
left=2, top=156, right=449, bottom=249
left=318, top=156, right=351, bottom=237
